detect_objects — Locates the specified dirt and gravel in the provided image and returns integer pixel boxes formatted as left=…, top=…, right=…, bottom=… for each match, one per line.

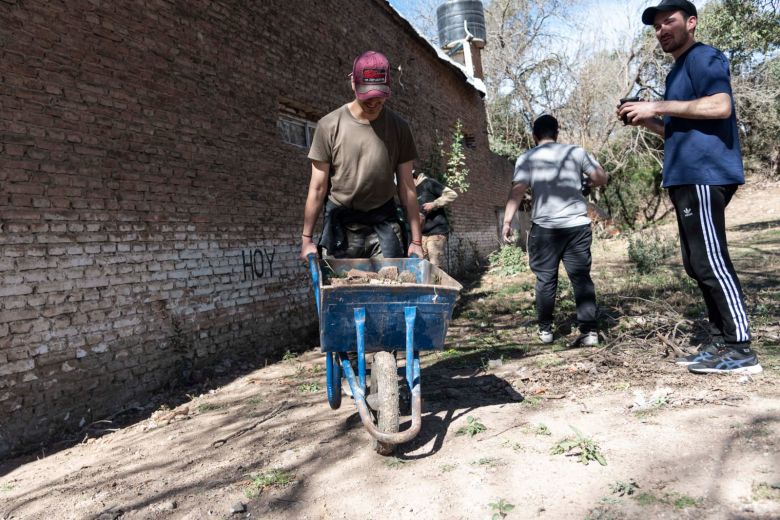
left=1, top=183, right=779, bottom=520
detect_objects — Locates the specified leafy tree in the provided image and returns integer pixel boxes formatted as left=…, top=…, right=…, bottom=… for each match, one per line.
left=697, top=0, right=780, bottom=71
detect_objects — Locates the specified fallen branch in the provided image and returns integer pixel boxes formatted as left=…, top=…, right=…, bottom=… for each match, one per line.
left=476, top=421, right=528, bottom=442
left=212, top=402, right=293, bottom=448
left=656, top=332, right=687, bottom=358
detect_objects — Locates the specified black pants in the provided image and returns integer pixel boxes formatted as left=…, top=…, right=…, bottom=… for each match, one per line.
left=668, top=184, right=751, bottom=346
left=528, top=223, right=597, bottom=333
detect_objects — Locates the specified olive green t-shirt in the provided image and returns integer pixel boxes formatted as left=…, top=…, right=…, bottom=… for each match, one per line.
left=308, top=104, right=417, bottom=212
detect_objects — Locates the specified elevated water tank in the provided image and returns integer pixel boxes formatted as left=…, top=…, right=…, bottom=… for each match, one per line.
left=436, top=0, right=486, bottom=48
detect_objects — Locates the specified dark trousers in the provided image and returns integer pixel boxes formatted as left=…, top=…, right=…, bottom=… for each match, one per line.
left=668, top=184, right=751, bottom=346
left=528, top=223, right=597, bottom=333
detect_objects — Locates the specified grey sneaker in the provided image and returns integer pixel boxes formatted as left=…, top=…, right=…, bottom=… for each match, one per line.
left=675, top=342, right=724, bottom=366
left=688, top=347, right=763, bottom=375
left=538, top=329, right=554, bottom=344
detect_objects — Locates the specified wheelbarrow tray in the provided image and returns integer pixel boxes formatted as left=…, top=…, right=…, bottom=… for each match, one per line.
left=317, top=258, right=462, bottom=352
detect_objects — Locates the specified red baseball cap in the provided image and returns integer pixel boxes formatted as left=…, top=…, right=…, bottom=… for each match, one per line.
left=352, top=51, right=392, bottom=101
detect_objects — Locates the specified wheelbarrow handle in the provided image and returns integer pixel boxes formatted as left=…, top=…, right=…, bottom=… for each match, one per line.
left=307, top=253, right=321, bottom=316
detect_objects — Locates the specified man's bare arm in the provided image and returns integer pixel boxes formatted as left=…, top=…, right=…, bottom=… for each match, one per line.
left=501, top=182, right=528, bottom=243
left=397, top=160, right=424, bottom=257
left=619, top=92, right=732, bottom=136
left=300, top=160, right=329, bottom=260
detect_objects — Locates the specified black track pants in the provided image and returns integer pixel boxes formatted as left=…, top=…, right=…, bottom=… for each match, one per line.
left=668, top=184, right=751, bottom=346
left=528, top=223, right=597, bottom=333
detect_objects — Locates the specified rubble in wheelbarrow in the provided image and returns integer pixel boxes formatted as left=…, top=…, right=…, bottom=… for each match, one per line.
left=327, top=266, right=418, bottom=286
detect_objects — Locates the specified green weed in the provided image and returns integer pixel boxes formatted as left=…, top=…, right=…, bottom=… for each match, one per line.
left=297, top=382, right=321, bottom=393
left=634, top=491, right=701, bottom=509
left=473, top=457, right=501, bottom=467
left=627, top=229, right=677, bottom=274
left=521, top=396, right=542, bottom=407
left=535, top=354, right=564, bottom=368
left=500, top=439, right=525, bottom=451
left=488, top=245, right=528, bottom=276
left=672, top=494, right=700, bottom=509
left=456, top=416, right=486, bottom=437
left=550, top=426, right=607, bottom=466
left=752, top=481, right=780, bottom=501
left=531, top=423, right=551, bottom=436
left=584, top=507, right=621, bottom=520
left=610, top=479, right=640, bottom=496
left=384, top=457, right=407, bottom=469
left=633, top=394, right=669, bottom=418
left=196, top=402, right=224, bottom=413
left=488, top=498, right=515, bottom=519
left=244, top=469, right=293, bottom=498
left=635, top=492, right=658, bottom=506
left=282, top=350, right=298, bottom=363
left=495, top=282, right=529, bottom=297
left=441, top=348, right=460, bottom=358
left=440, top=463, right=457, bottom=473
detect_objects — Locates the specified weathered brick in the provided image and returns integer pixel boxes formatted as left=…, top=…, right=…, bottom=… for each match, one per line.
left=0, top=359, right=35, bottom=376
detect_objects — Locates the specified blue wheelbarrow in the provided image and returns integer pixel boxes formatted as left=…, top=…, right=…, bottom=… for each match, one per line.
left=308, top=256, right=462, bottom=454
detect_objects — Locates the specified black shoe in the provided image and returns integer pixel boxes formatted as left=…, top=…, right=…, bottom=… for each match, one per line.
left=675, top=342, right=725, bottom=366
left=688, top=347, right=763, bottom=375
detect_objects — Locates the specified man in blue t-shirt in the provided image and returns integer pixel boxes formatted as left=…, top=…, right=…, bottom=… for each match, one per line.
left=618, top=0, right=761, bottom=374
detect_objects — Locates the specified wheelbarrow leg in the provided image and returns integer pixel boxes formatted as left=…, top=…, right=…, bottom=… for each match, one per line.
left=354, top=307, right=366, bottom=394
left=404, top=306, right=416, bottom=391
left=338, top=306, right=423, bottom=451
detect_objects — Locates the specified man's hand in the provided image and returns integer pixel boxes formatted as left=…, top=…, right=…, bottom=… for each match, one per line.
left=407, top=242, right=424, bottom=259
left=617, top=100, right=657, bottom=126
left=616, top=101, right=664, bottom=135
left=421, top=202, right=436, bottom=213
left=501, top=222, right=514, bottom=244
left=300, top=239, right=318, bottom=261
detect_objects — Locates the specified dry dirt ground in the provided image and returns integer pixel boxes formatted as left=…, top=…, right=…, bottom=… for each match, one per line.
left=1, top=183, right=779, bottom=520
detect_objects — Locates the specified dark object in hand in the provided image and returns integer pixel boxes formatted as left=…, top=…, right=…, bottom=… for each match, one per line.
left=581, top=175, right=591, bottom=197
left=619, top=96, right=640, bottom=125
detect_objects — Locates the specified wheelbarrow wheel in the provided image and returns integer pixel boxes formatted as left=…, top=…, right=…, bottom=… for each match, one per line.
left=370, top=351, right=399, bottom=455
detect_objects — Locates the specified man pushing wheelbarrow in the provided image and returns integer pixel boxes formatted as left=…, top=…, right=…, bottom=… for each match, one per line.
left=299, top=50, right=461, bottom=454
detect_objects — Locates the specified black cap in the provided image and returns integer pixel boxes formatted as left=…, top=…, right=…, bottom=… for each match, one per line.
left=642, top=0, right=697, bottom=25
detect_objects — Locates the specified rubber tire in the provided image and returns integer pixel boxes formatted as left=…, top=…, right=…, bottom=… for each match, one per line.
left=370, top=351, right=399, bottom=455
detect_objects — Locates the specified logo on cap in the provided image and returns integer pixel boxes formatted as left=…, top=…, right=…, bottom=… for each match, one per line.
left=361, top=68, right=387, bottom=84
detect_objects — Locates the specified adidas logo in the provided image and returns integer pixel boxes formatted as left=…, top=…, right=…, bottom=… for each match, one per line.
left=683, top=207, right=693, bottom=217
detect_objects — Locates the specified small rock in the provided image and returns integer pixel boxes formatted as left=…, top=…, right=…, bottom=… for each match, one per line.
left=399, top=271, right=417, bottom=283
left=167, top=500, right=177, bottom=510
left=377, top=266, right=399, bottom=279
left=230, top=503, right=247, bottom=514
left=487, top=359, right=503, bottom=369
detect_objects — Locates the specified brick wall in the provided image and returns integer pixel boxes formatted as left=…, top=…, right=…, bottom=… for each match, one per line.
left=0, top=0, right=512, bottom=456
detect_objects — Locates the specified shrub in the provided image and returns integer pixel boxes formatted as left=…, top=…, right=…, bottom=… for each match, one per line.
left=627, top=229, right=678, bottom=274
left=488, top=245, right=528, bottom=276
